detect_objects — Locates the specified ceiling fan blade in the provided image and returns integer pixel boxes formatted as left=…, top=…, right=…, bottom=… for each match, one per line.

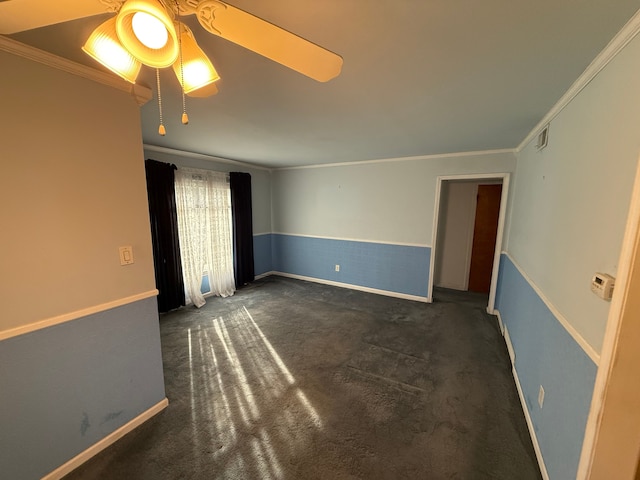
left=195, top=1, right=343, bottom=82
left=0, top=0, right=108, bottom=34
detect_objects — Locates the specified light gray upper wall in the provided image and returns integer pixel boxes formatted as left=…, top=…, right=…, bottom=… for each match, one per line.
left=0, top=51, right=156, bottom=332
left=142, top=149, right=273, bottom=235
left=272, top=153, right=516, bottom=246
left=506, top=32, right=640, bottom=354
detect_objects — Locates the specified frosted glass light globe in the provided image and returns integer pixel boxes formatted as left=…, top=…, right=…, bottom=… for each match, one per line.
left=131, top=11, right=168, bottom=49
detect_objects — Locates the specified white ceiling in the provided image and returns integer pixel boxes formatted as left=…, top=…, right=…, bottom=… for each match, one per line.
left=7, top=0, right=640, bottom=168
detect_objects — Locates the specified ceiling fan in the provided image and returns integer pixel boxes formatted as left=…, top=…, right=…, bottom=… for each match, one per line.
left=0, top=0, right=343, bottom=97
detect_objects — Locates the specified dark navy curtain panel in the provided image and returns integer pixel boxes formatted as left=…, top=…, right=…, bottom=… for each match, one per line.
left=230, top=172, right=255, bottom=288
left=145, top=159, right=186, bottom=312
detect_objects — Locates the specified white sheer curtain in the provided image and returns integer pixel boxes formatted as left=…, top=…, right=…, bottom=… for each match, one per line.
left=174, top=167, right=235, bottom=307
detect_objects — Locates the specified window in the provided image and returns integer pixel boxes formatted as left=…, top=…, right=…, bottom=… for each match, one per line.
left=174, top=167, right=235, bottom=306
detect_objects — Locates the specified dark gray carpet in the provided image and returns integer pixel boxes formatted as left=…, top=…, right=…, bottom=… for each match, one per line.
left=64, top=276, right=541, bottom=479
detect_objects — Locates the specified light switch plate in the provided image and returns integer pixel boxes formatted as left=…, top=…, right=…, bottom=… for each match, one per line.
left=119, top=246, right=134, bottom=265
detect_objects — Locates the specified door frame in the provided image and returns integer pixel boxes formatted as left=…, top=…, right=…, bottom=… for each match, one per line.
left=428, top=173, right=510, bottom=313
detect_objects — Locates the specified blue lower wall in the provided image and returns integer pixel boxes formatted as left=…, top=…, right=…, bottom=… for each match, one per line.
left=0, top=297, right=166, bottom=479
left=495, top=254, right=598, bottom=480
left=253, top=233, right=273, bottom=276
left=271, top=234, right=430, bottom=298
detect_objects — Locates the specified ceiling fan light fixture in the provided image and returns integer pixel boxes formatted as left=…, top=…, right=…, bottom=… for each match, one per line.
left=131, top=11, right=168, bottom=49
left=172, top=24, right=220, bottom=95
left=116, top=0, right=179, bottom=68
left=82, top=17, right=141, bottom=83
left=186, top=82, right=219, bottom=98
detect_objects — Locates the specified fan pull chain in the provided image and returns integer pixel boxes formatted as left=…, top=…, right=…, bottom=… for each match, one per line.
left=156, top=69, right=166, bottom=136
left=178, top=22, right=189, bottom=125
left=175, top=0, right=189, bottom=125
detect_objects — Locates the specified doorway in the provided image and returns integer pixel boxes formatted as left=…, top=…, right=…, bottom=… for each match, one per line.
left=428, top=174, right=510, bottom=313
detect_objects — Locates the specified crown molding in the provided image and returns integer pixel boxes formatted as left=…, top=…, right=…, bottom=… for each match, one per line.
left=0, top=35, right=152, bottom=106
left=143, top=144, right=273, bottom=171
left=276, top=148, right=516, bottom=171
left=143, top=145, right=515, bottom=172
left=516, top=8, right=640, bottom=152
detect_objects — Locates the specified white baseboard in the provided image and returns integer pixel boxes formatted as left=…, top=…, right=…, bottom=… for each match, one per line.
left=254, top=271, right=275, bottom=280
left=504, top=327, right=515, bottom=364
left=43, top=398, right=169, bottom=480
left=511, top=366, right=550, bottom=480
left=495, top=309, right=505, bottom=335
left=268, top=271, right=429, bottom=303
left=499, top=318, right=549, bottom=480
